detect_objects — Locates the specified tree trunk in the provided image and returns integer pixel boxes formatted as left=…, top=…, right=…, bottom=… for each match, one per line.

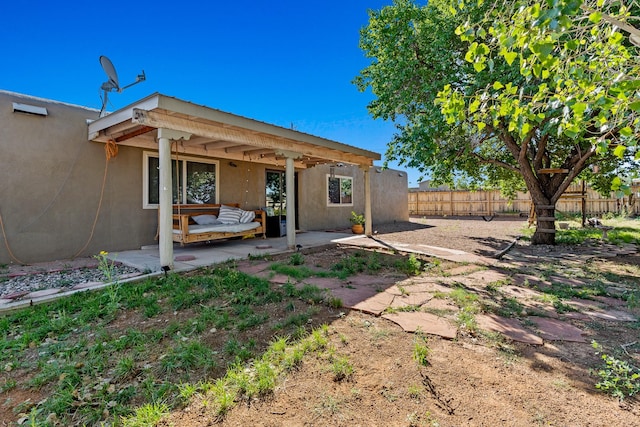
left=531, top=202, right=556, bottom=245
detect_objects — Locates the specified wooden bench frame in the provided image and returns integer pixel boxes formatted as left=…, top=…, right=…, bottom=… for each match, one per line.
left=163, top=203, right=266, bottom=245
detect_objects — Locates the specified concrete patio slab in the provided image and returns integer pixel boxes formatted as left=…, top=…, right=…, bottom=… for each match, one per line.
left=25, top=288, right=62, bottom=299
left=529, top=316, right=587, bottom=342
left=382, top=312, right=457, bottom=339
left=476, top=314, right=543, bottom=345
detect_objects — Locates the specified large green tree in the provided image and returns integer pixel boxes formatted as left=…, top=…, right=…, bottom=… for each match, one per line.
left=356, top=0, right=640, bottom=244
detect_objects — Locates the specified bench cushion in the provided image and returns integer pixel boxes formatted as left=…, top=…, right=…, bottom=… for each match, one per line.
left=173, top=221, right=261, bottom=235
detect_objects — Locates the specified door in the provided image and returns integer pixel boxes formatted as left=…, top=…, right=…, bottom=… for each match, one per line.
left=265, top=170, right=298, bottom=237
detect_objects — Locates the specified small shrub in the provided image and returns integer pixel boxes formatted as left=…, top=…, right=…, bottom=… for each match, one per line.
left=413, top=336, right=430, bottom=367
left=396, top=254, right=422, bottom=276
left=121, top=402, right=169, bottom=427
left=330, top=355, right=354, bottom=381
left=592, top=341, right=640, bottom=401
left=289, top=253, right=305, bottom=266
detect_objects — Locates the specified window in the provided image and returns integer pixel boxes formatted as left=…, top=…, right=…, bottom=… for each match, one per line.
left=143, top=152, right=219, bottom=208
left=327, top=175, right=353, bottom=206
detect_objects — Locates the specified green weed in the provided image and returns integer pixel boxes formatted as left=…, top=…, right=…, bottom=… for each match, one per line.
left=592, top=341, right=640, bottom=401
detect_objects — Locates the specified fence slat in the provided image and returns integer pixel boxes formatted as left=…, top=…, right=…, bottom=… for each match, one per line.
left=408, top=184, right=639, bottom=217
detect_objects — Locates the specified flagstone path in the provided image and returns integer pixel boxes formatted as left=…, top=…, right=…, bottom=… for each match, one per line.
left=237, top=237, right=639, bottom=346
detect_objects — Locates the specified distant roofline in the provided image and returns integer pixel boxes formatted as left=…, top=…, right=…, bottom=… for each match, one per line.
left=0, top=90, right=100, bottom=113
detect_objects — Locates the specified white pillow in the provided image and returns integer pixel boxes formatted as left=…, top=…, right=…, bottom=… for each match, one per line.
left=218, top=205, right=243, bottom=224
left=239, top=210, right=256, bottom=224
left=192, top=215, right=220, bottom=225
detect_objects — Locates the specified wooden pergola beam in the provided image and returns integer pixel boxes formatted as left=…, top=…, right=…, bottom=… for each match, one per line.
left=131, top=108, right=374, bottom=167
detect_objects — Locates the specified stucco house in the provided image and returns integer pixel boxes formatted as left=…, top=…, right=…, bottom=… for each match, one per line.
left=0, top=90, right=408, bottom=266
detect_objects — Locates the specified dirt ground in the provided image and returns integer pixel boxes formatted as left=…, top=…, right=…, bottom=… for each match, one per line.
left=160, top=216, right=640, bottom=427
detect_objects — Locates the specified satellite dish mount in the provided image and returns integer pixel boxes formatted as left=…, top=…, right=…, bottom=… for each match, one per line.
left=99, top=55, right=146, bottom=117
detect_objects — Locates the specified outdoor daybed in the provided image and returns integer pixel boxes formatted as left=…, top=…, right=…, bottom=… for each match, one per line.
left=168, top=203, right=266, bottom=245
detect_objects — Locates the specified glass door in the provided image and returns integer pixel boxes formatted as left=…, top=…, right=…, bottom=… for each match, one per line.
left=265, top=170, right=286, bottom=237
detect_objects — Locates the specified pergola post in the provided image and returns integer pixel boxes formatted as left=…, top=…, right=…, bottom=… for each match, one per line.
left=157, top=128, right=191, bottom=270
left=362, top=166, right=373, bottom=236
left=277, top=150, right=301, bottom=250
left=285, top=156, right=296, bottom=249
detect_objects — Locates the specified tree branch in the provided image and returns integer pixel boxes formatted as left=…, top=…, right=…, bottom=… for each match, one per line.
left=472, top=152, right=520, bottom=173
left=550, top=145, right=597, bottom=203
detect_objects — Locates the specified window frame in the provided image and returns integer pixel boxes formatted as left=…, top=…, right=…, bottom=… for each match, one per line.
left=326, top=174, right=354, bottom=207
left=143, top=151, right=220, bottom=209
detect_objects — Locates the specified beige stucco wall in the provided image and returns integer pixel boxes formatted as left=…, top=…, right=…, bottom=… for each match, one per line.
left=297, top=164, right=409, bottom=230
left=0, top=91, right=408, bottom=264
left=0, top=92, right=159, bottom=264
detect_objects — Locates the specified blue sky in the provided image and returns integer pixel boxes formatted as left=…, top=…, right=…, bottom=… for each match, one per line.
left=1, top=1, right=424, bottom=186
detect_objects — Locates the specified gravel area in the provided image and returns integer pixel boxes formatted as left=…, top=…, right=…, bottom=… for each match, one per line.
left=373, top=215, right=527, bottom=256
left=0, top=263, right=141, bottom=299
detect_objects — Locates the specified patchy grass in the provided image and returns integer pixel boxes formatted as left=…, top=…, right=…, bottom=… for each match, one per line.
left=0, top=264, right=339, bottom=426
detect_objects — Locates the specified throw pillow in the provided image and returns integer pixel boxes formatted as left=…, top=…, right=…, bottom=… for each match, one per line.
left=218, top=205, right=243, bottom=224
left=239, top=210, right=256, bottom=224
left=192, top=215, right=220, bottom=225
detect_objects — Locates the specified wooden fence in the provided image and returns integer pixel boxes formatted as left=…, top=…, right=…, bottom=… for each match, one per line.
left=408, top=183, right=640, bottom=217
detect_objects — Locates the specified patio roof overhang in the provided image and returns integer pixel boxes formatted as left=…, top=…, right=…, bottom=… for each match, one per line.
left=88, top=93, right=380, bottom=168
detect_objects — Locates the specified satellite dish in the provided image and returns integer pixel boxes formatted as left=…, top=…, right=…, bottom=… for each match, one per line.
left=100, top=56, right=120, bottom=92
left=98, top=55, right=146, bottom=117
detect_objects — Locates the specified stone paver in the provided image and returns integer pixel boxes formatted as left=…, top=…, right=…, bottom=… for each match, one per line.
left=421, top=298, right=459, bottom=312
left=330, top=286, right=380, bottom=308
left=300, top=277, right=344, bottom=290
left=389, top=292, right=433, bottom=309
left=585, top=309, right=637, bottom=322
left=501, top=285, right=546, bottom=300
left=511, top=274, right=552, bottom=289
left=236, top=262, right=271, bottom=275
left=476, top=314, right=543, bottom=345
left=352, top=292, right=395, bottom=315
left=464, top=269, right=511, bottom=284
left=347, top=274, right=399, bottom=288
left=268, top=274, right=292, bottom=285
left=445, top=264, right=483, bottom=276
left=382, top=312, right=457, bottom=339
left=529, top=316, right=587, bottom=343
left=549, top=276, right=588, bottom=287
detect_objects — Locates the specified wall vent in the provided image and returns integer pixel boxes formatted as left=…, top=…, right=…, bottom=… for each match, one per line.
left=12, top=102, right=48, bottom=116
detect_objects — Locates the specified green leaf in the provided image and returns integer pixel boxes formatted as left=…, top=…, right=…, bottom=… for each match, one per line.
left=493, top=81, right=504, bottom=90
left=612, top=176, right=622, bottom=190
left=613, top=145, right=627, bottom=158
left=473, top=62, right=486, bottom=72
left=588, top=12, right=602, bottom=24
left=469, top=99, right=480, bottom=113
left=571, top=102, right=587, bottom=116
left=503, top=51, right=518, bottom=66
left=620, top=126, right=633, bottom=137
left=477, top=122, right=486, bottom=132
